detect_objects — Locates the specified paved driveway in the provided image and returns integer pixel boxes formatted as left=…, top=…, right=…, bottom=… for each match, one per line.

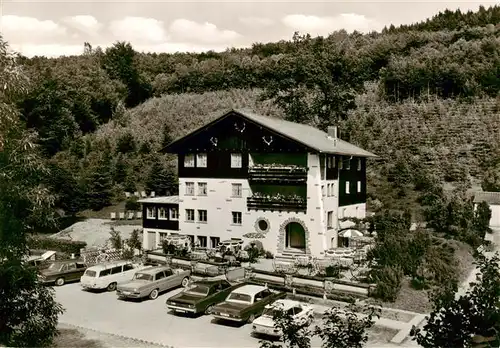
left=55, top=283, right=396, bottom=348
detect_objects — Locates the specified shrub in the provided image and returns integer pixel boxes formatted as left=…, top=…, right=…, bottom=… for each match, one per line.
left=108, top=228, right=122, bottom=250
left=264, top=250, right=274, bottom=259
left=324, top=265, right=343, bottom=278
left=371, top=266, right=404, bottom=302
left=27, top=236, right=87, bottom=255
left=125, top=197, right=140, bottom=211
left=161, top=240, right=177, bottom=255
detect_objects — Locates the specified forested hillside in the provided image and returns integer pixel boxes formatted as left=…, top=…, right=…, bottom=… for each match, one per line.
left=12, top=5, right=500, bottom=224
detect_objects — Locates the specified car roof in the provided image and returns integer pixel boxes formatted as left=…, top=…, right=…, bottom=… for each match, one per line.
left=87, top=260, right=131, bottom=271
left=268, top=299, right=303, bottom=310
left=231, top=284, right=267, bottom=296
left=136, top=265, right=170, bottom=275
left=194, top=279, right=226, bottom=286
left=50, top=259, right=83, bottom=264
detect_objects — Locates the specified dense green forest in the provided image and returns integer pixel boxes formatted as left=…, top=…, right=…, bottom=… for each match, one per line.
left=11, top=5, right=500, bottom=223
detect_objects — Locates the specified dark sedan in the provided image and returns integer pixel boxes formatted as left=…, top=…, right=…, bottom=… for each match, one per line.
left=38, top=260, right=87, bottom=286
left=211, top=284, right=287, bottom=324
left=166, top=279, right=243, bottom=315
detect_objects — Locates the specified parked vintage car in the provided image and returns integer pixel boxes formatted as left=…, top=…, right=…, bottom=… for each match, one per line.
left=252, top=299, right=314, bottom=337
left=38, top=260, right=88, bottom=286
left=211, top=284, right=286, bottom=324
left=116, top=265, right=191, bottom=300
left=166, top=279, right=243, bottom=315
left=80, top=260, right=153, bottom=291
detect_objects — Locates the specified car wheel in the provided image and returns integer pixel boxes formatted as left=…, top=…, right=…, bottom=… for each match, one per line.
left=107, top=282, right=117, bottom=291
left=55, top=278, right=65, bottom=286
left=149, top=289, right=159, bottom=300
left=181, top=277, right=190, bottom=287
left=205, top=305, right=214, bottom=315
left=248, top=314, right=256, bottom=323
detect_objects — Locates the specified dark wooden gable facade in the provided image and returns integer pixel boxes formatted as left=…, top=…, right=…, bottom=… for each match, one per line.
left=165, top=111, right=311, bottom=179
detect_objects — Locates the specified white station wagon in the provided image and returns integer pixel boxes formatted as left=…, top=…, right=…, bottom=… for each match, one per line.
left=80, top=260, right=152, bottom=291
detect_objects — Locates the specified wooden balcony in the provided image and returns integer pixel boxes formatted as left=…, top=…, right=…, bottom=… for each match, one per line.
left=247, top=196, right=307, bottom=212
left=248, top=166, right=308, bottom=183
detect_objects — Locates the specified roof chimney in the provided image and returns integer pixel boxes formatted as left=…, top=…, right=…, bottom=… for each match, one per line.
left=328, top=126, right=338, bottom=139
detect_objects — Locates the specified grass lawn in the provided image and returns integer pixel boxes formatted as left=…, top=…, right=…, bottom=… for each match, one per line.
left=53, top=327, right=103, bottom=348
left=53, top=324, right=160, bottom=348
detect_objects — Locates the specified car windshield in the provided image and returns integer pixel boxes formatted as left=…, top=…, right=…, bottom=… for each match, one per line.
left=226, top=292, right=252, bottom=303
left=134, top=273, right=153, bottom=281
left=84, top=270, right=96, bottom=277
left=185, top=285, right=209, bottom=296
left=263, top=308, right=280, bottom=317
left=47, top=263, right=62, bottom=272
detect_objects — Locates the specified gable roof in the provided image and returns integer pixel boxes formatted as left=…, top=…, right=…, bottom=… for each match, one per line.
left=473, top=191, right=500, bottom=205
left=164, top=109, right=377, bottom=158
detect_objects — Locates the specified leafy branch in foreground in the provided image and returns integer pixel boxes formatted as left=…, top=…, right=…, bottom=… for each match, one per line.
left=411, top=252, right=500, bottom=348
left=0, top=37, right=64, bottom=347
left=258, top=303, right=379, bottom=348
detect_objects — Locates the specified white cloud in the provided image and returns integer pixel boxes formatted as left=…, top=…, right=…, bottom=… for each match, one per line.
left=282, top=13, right=382, bottom=35
left=63, top=15, right=102, bottom=36
left=0, top=15, right=66, bottom=43
left=239, top=16, right=274, bottom=27
left=108, top=16, right=167, bottom=43
left=169, top=19, right=241, bottom=44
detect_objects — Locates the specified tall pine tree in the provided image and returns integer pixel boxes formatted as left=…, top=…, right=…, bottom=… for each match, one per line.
left=145, top=156, right=178, bottom=196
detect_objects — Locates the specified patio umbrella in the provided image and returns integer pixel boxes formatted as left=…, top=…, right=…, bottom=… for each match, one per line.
left=338, top=229, right=364, bottom=238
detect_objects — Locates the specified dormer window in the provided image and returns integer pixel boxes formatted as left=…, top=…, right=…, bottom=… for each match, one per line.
left=184, top=154, right=195, bottom=168
left=231, top=153, right=242, bottom=168
left=196, top=153, right=207, bottom=168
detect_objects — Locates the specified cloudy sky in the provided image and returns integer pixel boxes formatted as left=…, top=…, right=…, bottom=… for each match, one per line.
left=0, top=0, right=497, bottom=57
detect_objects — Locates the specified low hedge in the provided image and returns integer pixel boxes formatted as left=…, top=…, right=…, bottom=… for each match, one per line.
left=28, top=236, right=87, bottom=256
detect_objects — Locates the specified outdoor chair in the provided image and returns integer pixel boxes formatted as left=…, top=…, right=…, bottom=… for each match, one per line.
left=150, top=191, right=155, bottom=197
left=119, top=212, right=125, bottom=220
left=125, top=192, right=131, bottom=198
left=110, top=212, right=116, bottom=220
left=134, top=191, right=139, bottom=197
left=140, top=191, right=147, bottom=198
left=128, top=212, right=134, bottom=220
left=136, top=211, right=143, bottom=219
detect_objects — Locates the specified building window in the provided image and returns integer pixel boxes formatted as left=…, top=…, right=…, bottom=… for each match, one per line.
left=357, top=158, right=362, bottom=171
left=185, top=182, right=195, bottom=196
left=198, top=209, right=207, bottom=223
left=169, top=208, right=178, bottom=220
left=321, top=185, right=325, bottom=197
left=327, top=156, right=333, bottom=169
left=339, top=157, right=343, bottom=170
left=357, top=181, right=362, bottom=193
left=210, top=237, right=220, bottom=249
left=345, top=181, right=350, bottom=194
left=327, top=211, right=333, bottom=229
left=185, top=209, right=195, bottom=222
left=197, top=236, right=207, bottom=248
left=198, top=182, right=207, bottom=196
left=232, top=211, right=242, bottom=225
left=146, top=207, right=156, bottom=219
left=184, top=154, right=195, bottom=168
left=159, top=232, right=168, bottom=243
left=230, top=153, right=242, bottom=168
left=258, top=219, right=269, bottom=232
left=346, top=158, right=351, bottom=170
left=231, top=183, right=242, bottom=197
left=196, top=153, right=207, bottom=168
left=158, top=207, right=168, bottom=220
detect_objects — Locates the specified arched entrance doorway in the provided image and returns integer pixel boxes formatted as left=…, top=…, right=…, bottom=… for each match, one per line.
left=285, top=222, right=306, bottom=252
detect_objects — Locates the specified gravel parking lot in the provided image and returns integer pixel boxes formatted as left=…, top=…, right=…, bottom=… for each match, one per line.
left=55, top=283, right=397, bottom=348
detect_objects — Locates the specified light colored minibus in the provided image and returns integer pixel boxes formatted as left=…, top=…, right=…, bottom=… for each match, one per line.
left=80, top=260, right=152, bottom=291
